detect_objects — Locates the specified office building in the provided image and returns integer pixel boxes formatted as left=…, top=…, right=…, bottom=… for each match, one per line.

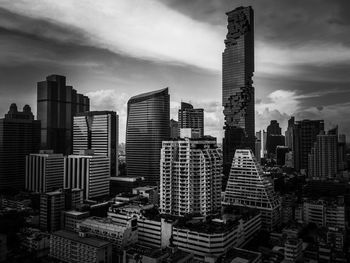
left=50, top=230, right=112, bottom=263
left=255, top=131, right=262, bottom=162
left=178, top=102, right=204, bottom=137
left=284, top=238, right=303, bottom=262
left=37, top=74, right=89, bottom=155
left=308, top=131, right=337, bottom=179
left=40, top=189, right=83, bottom=232
left=222, top=6, right=255, bottom=181
left=0, top=104, right=41, bottom=191
left=293, top=119, right=324, bottom=171
left=25, top=150, right=64, bottom=193
left=126, top=88, right=170, bottom=185
left=266, top=120, right=283, bottom=156
left=64, top=150, right=110, bottom=200
left=160, top=132, right=222, bottom=216
left=61, top=210, right=90, bottom=232
left=276, top=146, right=290, bottom=166
left=225, top=149, right=281, bottom=230
left=338, top=134, right=347, bottom=171
left=170, top=119, right=179, bottom=139
left=285, top=117, right=295, bottom=150
left=73, top=111, right=118, bottom=177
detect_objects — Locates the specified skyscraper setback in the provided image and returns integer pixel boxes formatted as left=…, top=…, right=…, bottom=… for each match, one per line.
left=222, top=6, right=255, bottom=181
left=37, top=75, right=90, bottom=155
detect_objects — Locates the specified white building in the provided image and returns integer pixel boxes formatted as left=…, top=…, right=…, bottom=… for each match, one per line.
left=25, top=150, right=64, bottom=193
left=160, top=131, right=222, bottom=217
left=64, top=150, right=110, bottom=199
left=225, top=149, right=281, bottom=230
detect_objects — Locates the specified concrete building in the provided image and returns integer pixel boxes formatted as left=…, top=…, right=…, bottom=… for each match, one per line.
left=64, top=150, right=110, bottom=200
left=178, top=102, right=204, bottom=138
left=160, top=132, right=222, bottom=217
left=284, top=238, right=303, bottom=262
left=25, top=150, right=64, bottom=193
left=19, top=228, right=50, bottom=258
left=170, top=119, right=179, bottom=139
left=61, top=210, right=90, bottom=232
left=0, top=104, right=40, bottom=191
left=225, top=149, right=281, bottom=230
left=132, top=186, right=159, bottom=205
left=50, top=230, right=112, bottom=263
left=73, top=111, right=119, bottom=177
left=308, top=131, right=337, bottom=180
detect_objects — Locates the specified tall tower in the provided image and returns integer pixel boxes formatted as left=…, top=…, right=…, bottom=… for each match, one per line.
left=73, top=111, right=119, bottom=177
left=0, top=104, right=41, bottom=191
left=126, top=88, right=170, bottom=185
left=178, top=102, right=204, bottom=138
left=160, top=131, right=222, bottom=217
left=222, top=6, right=255, bottom=183
left=37, top=75, right=90, bottom=155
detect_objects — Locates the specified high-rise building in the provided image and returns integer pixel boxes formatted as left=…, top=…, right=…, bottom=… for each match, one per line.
left=225, top=149, right=281, bottom=230
left=276, top=146, right=290, bottom=166
left=0, top=104, right=41, bottom=191
left=222, top=6, right=255, bottom=181
left=308, top=130, right=337, bottom=179
left=73, top=111, right=118, bottom=177
left=293, top=120, right=324, bottom=171
left=25, top=150, right=64, bottom=193
left=160, top=131, right=222, bottom=216
left=40, top=188, right=83, bottom=232
left=126, top=88, right=170, bottom=185
left=178, top=102, right=204, bottom=138
left=37, top=74, right=89, bottom=155
left=170, top=119, right=179, bottom=139
left=64, top=150, right=110, bottom=200
left=338, top=134, right=347, bottom=171
left=285, top=117, right=295, bottom=150
left=266, top=120, right=284, bottom=156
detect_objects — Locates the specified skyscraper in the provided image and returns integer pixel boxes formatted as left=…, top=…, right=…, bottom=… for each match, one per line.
left=0, top=104, right=41, bottom=191
left=25, top=150, right=65, bottom=193
left=285, top=117, right=295, bottom=150
left=308, top=130, right=338, bottom=179
left=225, top=149, right=281, bottom=230
left=222, top=6, right=255, bottom=181
left=293, top=120, right=324, bottom=171
left=64, top=150, right=110, bottom=200
left=170, top=119, right=179, bottom=139
left=37, top=75, right=89, bottom=155
left=178, top=102, right=204, bottom=138
left=126, top=88, right=170, bottom=185
left=266, top=120, right=284, bottom=156
left=160, top=130, right=222, bottom=216
left=73, top=111, right=119, bottom=177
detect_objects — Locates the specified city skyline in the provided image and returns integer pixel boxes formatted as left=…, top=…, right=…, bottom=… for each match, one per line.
left=1, top=1, right=350, bottom=142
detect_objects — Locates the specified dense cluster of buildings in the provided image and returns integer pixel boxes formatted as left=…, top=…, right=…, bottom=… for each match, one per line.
left=0, top=4, right=350, bottom=263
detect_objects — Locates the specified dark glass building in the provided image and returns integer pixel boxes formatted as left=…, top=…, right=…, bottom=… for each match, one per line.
left=170, top=119, right=179, bottom=139
left=222, top=6, right=255, bottom=181
left=126, top=88, right=170, bottom=185
left=73, top=111, right=119, bottom=177
left=293, top=119, right=324, bottom=171
left=266, top=120, right=283, bottom=156
left=37, top=75, right=89, bottom=155
left=178, top=102, right=204, bottom=138
left=0, top=104, right=41, bottom=192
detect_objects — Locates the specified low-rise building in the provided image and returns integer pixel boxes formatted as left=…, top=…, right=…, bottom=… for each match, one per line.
left=284, top=238, right=302, bottom=262
left=19, top=228, right=50, bottom=258
left=50, top=230, right=112, bottom=263
left=61, top=210, right=90, bottom=232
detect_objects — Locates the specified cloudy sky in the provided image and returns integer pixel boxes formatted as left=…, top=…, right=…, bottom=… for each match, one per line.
left=1, top=0, right=350, bottom=142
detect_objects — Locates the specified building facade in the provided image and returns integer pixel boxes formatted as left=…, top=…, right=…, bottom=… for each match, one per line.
left=37, top=74, right=89, bottom=155
left=222, top=6, right=255, bottom=182
left=64, top=151, right=110, bottom=200
left=160, top=134, right=222, bottom=217
left=25, top=150, right=64, bottom=193
left=225, top=149, right=281, bottom=230
left=0, top=104, right=41, bottom=191
left=126, top=88, right=170, bottom=185
left=178, top=102, right=204, bottom=138
left=73, top=111, right=118, bottom=177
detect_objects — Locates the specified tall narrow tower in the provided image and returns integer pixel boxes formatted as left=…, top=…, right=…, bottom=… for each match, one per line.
left=222, top=6, right=255, bottom=185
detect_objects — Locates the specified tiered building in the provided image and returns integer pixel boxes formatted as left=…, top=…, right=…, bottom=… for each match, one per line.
left=225, top=149, right=281, bottom=230
left=73, top=111, right=118, bottom=177
left=160, top=131, right=222, bottom=217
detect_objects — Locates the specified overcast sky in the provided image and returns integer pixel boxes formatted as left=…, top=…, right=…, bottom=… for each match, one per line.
left=1, top=0, right=350, bottom=142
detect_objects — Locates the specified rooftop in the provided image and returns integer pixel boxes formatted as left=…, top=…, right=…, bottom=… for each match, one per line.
left=52, top=230, right=111, bottom=248
left=128, top=88, right=168, bottom=104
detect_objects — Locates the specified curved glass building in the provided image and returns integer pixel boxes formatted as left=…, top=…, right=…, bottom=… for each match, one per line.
left=126, top=88, right=170, bottom=185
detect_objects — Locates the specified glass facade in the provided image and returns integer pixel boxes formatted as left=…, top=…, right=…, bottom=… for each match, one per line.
left=222, top=6, right=255, bottom=183
left=126, top=88, right=170, bottom=185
